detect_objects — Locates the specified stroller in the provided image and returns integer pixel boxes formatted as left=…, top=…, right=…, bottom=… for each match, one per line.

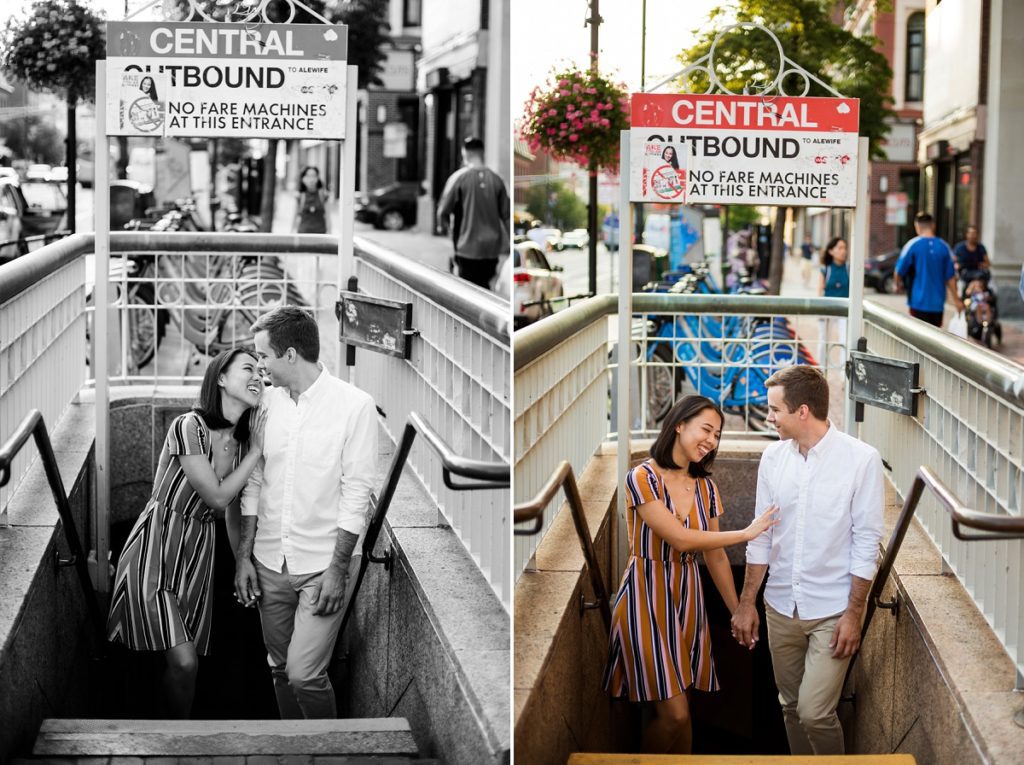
left=961, top=269, right=1002, bottom=348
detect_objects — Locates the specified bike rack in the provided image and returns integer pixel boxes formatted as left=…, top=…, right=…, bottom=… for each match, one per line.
left=843, top=464, right=1024, bottom=728
left=513, top=461, right=612, bottom=631
left=0, top=409, right=106, bottom=657
left=337, top=411, right=509, bottom=637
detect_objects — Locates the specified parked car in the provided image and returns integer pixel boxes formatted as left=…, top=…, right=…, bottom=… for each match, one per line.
left=354, top=181, right=418, bottom=230
left=525, top=226, right=563, bottom=252
left=26, top=164, right=52, bottom=181
left=48, top=166, right=69, bottom=183
left=864, top=249, right=900, bottom=293
left=514, top=210, right=540, bottom=235
left=0, top=178, right=25, bottom=262
left=19, top=180, right=68, bottom=237
left=513, top=240, right=564, bottom=329
left=0, top=167, right=19, bottom=181
left=561, top=228, right=590, bottom=249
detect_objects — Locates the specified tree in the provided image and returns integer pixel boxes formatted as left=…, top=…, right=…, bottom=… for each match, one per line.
left=1, top=0, right=106, bottom=233
left=678, top=1, right=895, bottom=293
left=0, top=116, right=65, bottom=166
left=330, top=0, right=391, bottom=89
left=524, top=180, right=588, bottom=231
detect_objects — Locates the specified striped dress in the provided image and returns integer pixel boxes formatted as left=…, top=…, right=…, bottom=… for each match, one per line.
left=107, top=412, right=236, bottom=655
left=603, top=459, right=723, bottom=701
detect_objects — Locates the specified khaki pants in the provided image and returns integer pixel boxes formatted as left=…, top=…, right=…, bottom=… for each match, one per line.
left=255, top=559, right=345, bottom=719
left=765, top=605, right=851, bottom=755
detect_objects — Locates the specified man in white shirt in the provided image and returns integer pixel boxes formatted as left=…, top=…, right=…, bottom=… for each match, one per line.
left=731, top=365, right=883, bottom=754
left=235, top=306, right=378, bottom=719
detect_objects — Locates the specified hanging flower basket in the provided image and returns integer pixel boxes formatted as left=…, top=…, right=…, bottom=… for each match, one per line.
left=0, top=0, right=105, bottom=104
left=520, top=63, right=631, bottom=172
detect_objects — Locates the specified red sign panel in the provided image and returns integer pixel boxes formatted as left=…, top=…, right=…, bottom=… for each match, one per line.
left=631, top=93, right=859, bottom=133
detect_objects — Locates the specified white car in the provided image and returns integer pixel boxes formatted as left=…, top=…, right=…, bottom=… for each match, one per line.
left=525, top=226, right=563, bottom=252
left=48, top=166, right=69, bottom=182
left=513, top=240, right=564, bottom=329
left=561, top=228, right=590, bottom=249
left=26, top=164, right=52, bottom=181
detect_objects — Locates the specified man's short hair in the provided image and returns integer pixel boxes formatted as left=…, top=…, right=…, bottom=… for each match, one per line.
left=463, top=136, right=484, bottom=153
left=966, top=224, right=978, bottom=233
left=251, top=306, right=319, bottom=363
left=915, top=212, right=934, bottom=227
left=765, top=365, right=829, bottom=420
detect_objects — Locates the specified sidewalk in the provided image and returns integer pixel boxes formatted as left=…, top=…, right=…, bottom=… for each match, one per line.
left=270, top=187, right=456, bottom=275
left=778, top=252, right=1024, bottom=365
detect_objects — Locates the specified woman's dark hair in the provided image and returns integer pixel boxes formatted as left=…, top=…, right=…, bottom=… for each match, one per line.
left=650, top=395, right=724, bottom=476
left=140, top=77, right=158, bottom=100
left=193, top=348, right=257, bottom=445
left=299, top=165, right=324, bottom=191
left=661, top=145, right=679, bottom=170
left=822, top=236, right=845, bottom=268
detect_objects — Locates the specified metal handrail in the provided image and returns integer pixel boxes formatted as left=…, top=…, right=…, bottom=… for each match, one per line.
left=0, top=409, right=106, bottom=654
left=845, top=465, right=1024, bottom=718
left=338, top=411, right=510, bottom=637
left=513, top=461, right=612, bottom=631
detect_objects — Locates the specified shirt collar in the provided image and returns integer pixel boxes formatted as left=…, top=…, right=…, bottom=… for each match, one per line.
left=786, top=421, right=837, bottom=458
left=296, top=365, right=329, bottom=402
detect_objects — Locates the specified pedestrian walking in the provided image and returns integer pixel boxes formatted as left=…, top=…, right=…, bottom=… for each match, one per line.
left=895, top=212, right=964, bottom=327
left=731, top=366, right=884, bottom=756
left=294, top=166, right=330, bottom=234
left=800, top=232, right=816, bottom=285
left=436, top=137, right=510, bottom=289
left=603, top=395, right=778, bottom=754
left=817, top=237, right=849, bottom=366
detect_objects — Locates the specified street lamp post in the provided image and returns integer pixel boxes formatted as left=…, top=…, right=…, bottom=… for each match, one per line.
left=586, top=0, right=600, bottom=297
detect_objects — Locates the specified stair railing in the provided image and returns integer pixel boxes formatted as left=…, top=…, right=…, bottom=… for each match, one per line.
left=513, top=461, right=612, bottom=631
left=0, top=409, right=106, bottom=654
left=338, top=411, right=509, bottom=636
left=846, top=464, right=1024, bottom=729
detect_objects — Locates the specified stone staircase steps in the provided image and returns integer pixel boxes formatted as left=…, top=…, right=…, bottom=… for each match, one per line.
left=20, top=719, right=428, bottom=762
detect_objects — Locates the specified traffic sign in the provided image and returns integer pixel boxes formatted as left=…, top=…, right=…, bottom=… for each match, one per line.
left=629, top=93, right=860, bottom=207
left=105, top=21, right=348, bottom=139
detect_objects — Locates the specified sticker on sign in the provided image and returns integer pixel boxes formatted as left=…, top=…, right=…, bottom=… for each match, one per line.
left=630, top=93, right=860, bottom=207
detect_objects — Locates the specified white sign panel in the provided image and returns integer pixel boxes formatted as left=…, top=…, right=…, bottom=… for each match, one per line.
left=630, top=93, right=861, bottom=207
left=383, top=123, right=408, bottom=158
left=106, top=21, right=348, bottom=139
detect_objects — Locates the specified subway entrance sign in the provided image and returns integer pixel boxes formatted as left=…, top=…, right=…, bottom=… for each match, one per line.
left=105, top=21, right=348, bottom=139
left=629, top=93, right=860, bottom=207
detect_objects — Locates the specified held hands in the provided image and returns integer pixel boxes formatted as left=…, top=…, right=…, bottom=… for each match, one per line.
left=731, top=602, right=759, bottom=650
left=234, top=557, right=262, bottom=608
left=743, top=504, right=780, bottom=541
left=829, top=609, right=862, bottom=659
left=312, top=566, right=349, bottom=616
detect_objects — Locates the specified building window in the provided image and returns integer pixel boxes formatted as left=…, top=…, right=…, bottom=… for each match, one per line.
left=906, top=12, right=925, bottom=102
left=404, top=0, right=421, bottom=27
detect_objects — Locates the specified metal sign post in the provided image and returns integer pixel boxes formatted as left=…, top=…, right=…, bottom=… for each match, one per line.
left=92, top=2, right=352, bottom=593
left=615, top=129, right=633, bottom=577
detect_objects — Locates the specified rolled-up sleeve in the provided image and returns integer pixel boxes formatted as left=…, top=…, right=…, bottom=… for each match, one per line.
left=241, top=455, right=263, bottom=517
left=338, top=395, right=379, bottom=535
left=746, top=451, right=775, bottom=565
left=850, top=449, right=885, bottom=579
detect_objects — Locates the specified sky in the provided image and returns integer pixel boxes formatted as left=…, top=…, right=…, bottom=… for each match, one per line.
left=510, top=0, right=725, bottom=121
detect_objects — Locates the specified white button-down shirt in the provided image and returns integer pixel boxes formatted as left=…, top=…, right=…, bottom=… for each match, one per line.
left=746, top=423, right=884, bottom=620
left=241, top=368, right=378, bottom=576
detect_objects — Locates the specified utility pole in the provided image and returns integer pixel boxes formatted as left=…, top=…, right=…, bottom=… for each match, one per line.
left=585, top=0, right=601, bottom=297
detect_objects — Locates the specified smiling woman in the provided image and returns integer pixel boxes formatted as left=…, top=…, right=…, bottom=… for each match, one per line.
left=105, top=348, right=267, bottom=719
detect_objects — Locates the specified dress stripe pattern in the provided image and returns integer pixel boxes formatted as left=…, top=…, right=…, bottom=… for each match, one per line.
left=603, top=459, right=723, bottom=701
left=107, top=412, right=232, bottom=655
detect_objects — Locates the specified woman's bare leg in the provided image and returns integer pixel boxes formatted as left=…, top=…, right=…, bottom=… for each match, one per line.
left=643, top=692, right=692, bottom=754
left=163, top=641, right=198, bottom=718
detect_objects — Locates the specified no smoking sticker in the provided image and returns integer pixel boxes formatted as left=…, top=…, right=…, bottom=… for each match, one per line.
left=651, top=164, right=685, bottom=200
left=630, top=138, right=689, bottom=203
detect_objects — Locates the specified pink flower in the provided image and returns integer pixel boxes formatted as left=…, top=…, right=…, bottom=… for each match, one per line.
left=569, top=134, right=579, bottom=142
left=547, top=108, right=557, bottom=117
left=558, top=78, right=569, bottom=87
left=600, top=118, right=610, bottom=127
left=560, top=89, right=570, bottom=96
left=560, top=122, right=567, bottom=129
left=547, top=128, right=556, bottom=135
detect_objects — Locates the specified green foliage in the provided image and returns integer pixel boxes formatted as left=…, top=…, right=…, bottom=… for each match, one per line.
left=0, top=116, right=65, bottom=165
left=329, top=0, right=391, bottom=89
left=0, top=0, right=105, bottom=103
left=524, top=180, right=588, bottom=231
left=678, top=0, right=895, bottom=159
left=723, top=204, right=762, bottom=232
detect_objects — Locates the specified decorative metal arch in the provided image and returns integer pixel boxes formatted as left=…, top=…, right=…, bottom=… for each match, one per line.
left=126, top=0, right=334, bottom=25
left=647, top=22, right=847, bottom=99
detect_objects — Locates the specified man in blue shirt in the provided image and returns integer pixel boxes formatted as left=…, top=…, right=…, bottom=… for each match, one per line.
left=895, top=213, right=964, bottom=327
left=953, top=224, right=990, bottom=275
